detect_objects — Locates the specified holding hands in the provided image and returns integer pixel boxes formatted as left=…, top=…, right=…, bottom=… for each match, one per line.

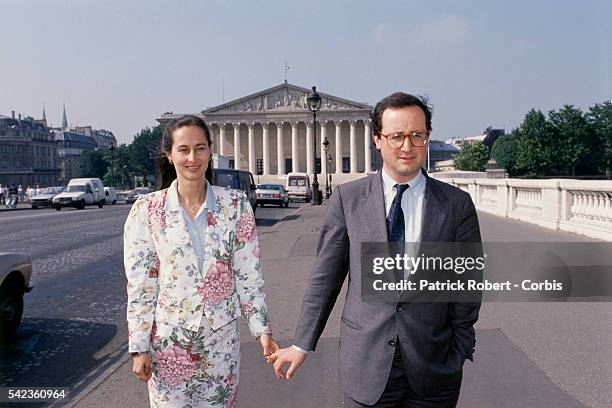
left=267, top=346, right=307, bottom=380
left=258, top=333, right=280, bottom=358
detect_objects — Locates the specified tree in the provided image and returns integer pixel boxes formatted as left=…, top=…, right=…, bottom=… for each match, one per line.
left=129, top=126, right=162, bottom=181
left=548, top=105, right=596, bottom=176
left=454, top=141, right=489, bottom=171
left=491, top=130, right=520, bottom=176
left=78, top=149, right=109, bottom=179
left=587, top=101, right=612, bottom=175
left=516, top=109, right=557, bottom=176
left=103, top=144, right=136, bottom=189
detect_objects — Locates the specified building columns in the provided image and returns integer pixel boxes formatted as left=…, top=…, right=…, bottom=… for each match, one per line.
left=335, top=120, right=343, bottom=175
left=216, top=117, right=369, bottom=176
left=320, top=121, right=328, bottom=177
left=291, top=121, right=299, bottom=173
left=262, top=122, right=269, bottom=175
left=247, top=122, right=255, bottom=174
left=276, top=122, right=285, bottom=175
left=364, top=119, right=372, bottom=173
left=232, top=123, right=241, bottom=169
left=219, top=124, right=226, bottom=156
left=349, top=120, right=357, bottom=173
left=306, top=121, right=313, bottom=175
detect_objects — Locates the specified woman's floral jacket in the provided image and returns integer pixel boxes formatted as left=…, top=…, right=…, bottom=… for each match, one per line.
left=124, top=181, right=271, bottom=352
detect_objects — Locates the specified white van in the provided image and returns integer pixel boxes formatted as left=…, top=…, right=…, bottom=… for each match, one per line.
left=286, top=172, right=311, bottom=202
left=104, top=187, right=117, bottom=204
left=52, top=178, right=105, bottom=210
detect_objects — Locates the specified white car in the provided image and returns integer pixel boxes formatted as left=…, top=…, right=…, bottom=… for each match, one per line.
left=104, top=187, right=118, bottom=205
left=30, top=186, right=65, bottom=209
left=0, top=253, right=32, bottom=343
left=53, top=178, right=105, bottom=210
left=286, top=172, right=312, bottom=202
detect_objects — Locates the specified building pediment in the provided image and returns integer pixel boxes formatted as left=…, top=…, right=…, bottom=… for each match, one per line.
left=203, top=83, right=370, bottom=114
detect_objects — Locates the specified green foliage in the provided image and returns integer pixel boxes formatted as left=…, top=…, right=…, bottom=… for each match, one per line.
left=587, top=101, right=612, bottom=172
left=100, top=125, right=162, bottom=189
left=548, top=105, right=596, bottom=176
left=78, top=149, right=108, bottom=179
left=506, top=105, right=608, bottom=177
left=491, top=130, right=519, bottom=175
left=103, top=144, right=134, bottom=189
left=515, top=109, right=558, bottom=176
left=129, top=125, right=162, bottom=178
left=454, top=141, right=489, bottom=171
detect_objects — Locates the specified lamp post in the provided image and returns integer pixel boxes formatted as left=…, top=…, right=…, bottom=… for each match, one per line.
left=307, top=86, right=322, bottom=205
left=109, top=144, right=116, bottom=188
left=122, top=165, right=127, bottom=190
left=328, top=156, right=333, bottom=197
left=322, top=137, right=330, bottom=198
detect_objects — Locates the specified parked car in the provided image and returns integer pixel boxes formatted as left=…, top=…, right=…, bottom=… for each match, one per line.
left=212, top=169, right=257, bottom=213
left=29, top=187, right=65, bottom=209
left=0, top=253, right=33, bottom=343
left=256, top=184, right=289, bottom=208
left=104, top=187, right=118, bottom=204
left=286, top=172, right=312, bottom=202
left=52, top=178, right=105, bottom=210
left=125, top=187, right=154, bottom=204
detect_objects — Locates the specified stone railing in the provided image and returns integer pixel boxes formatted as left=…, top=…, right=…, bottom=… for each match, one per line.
left=430, top=176, right=612, bottom=241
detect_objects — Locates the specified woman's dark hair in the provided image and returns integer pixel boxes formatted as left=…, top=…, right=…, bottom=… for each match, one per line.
left=158, top=115, right=214, bottom=189
left=371, top=92, right=433, bottom=135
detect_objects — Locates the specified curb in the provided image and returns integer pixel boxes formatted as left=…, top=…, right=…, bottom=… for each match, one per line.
left=0, top=207, right=31, bottom=212
left=45, top=343, right=131, bottom=408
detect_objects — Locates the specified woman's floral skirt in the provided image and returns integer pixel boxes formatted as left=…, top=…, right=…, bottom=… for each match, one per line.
left=147, top=317, right=240, bottom=408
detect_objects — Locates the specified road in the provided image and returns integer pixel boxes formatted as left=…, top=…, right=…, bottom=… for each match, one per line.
left=0, top=201, right=304, bottom=395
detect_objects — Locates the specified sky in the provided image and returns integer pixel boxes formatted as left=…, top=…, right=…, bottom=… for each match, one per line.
left=1, top=0, right=610, bottom=144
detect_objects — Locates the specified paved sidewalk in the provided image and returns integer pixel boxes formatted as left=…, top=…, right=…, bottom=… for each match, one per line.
left=0, top=203, right=31, bottom=211
left=52, top=203, right=604, bottom=408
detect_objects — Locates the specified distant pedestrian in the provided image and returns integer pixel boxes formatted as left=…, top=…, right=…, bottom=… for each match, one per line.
left=35, top=184, right=41, bottom=196
left=8, top=183, right=18, bottom=208
left=0, top=184, right=4, bottom=205
left=1, top=184, right=8, bottom=206
left=18, top=185, right=24, bottom=204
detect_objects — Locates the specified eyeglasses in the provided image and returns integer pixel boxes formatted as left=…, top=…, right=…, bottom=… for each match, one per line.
left=378, top=131, right=429, bottom=149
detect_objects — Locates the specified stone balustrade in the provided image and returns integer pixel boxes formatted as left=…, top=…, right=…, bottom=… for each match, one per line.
left=431, top=176, right=612, bottom=241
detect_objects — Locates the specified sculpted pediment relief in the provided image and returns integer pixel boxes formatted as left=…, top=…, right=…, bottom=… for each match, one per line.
left=204, top=84, right=369, bottom=114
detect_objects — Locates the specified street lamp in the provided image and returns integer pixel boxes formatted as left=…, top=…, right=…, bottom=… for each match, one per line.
left=122, top=165, right=127, bottom=190
left=322, top=137, right=330, bottom=198
left=328, top=155, right=333, bottom=197
left=307, top=86, right=322, bottom=205
left=109, top=143, right=116, bottom=188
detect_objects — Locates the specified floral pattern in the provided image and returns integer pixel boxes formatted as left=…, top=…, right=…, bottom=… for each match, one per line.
left=124, top=181, right=271, bottom=407
left=148, top=318, right=240, bottom=407
left=200, top=261, right=233, bottom=305
left=236, top=213, right=256, bottom=243
left=152, top=345, right=198, bottom=386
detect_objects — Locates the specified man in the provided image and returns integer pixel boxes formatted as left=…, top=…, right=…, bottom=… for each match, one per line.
left=270, top=92, right=482, bottom=407
left=8, top=183, right=18, bottom=209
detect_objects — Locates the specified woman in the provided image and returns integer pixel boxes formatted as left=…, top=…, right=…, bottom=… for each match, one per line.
left=124, top=115, right=278, bottom=407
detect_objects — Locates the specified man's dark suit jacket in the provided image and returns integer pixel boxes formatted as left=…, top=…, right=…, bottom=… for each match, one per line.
left=293, top=169, right=482, bottom=405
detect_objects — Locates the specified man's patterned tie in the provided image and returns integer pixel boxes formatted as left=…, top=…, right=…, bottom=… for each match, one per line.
left=387, top=183, right=409, bottom=243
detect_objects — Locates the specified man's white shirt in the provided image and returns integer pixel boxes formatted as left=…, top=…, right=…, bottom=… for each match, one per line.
left=381, top=167, right=426, bottom=244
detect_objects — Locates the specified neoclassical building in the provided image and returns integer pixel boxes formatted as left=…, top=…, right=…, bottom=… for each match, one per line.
left=159, top=83, right=376, bottom=184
